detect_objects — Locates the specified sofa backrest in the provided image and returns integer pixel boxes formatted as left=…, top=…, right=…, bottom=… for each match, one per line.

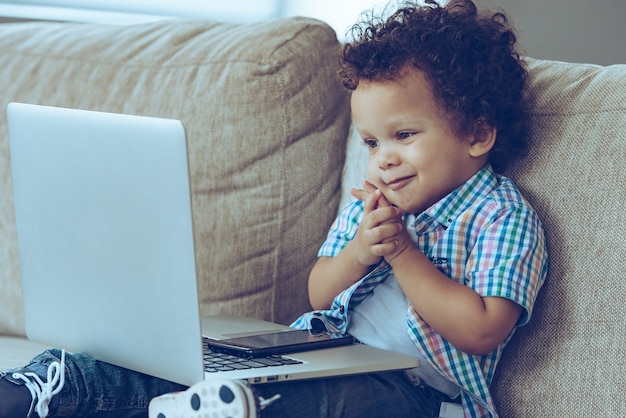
left=0, top=18, right=350, bottom=336
left=341, top=58, right=626, bottom=417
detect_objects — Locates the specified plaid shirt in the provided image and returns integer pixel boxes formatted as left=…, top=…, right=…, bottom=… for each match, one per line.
left=292, top=165, right=548, bottom=418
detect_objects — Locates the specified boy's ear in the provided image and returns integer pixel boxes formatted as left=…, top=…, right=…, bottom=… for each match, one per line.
left=468, top=119, right=497, bottom=158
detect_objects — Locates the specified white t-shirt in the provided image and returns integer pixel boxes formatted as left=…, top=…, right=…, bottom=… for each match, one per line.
left=348, top=272, right=460, bottom=398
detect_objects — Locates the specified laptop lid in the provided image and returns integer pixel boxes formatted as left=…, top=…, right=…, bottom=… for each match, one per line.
left=9, top=103, right=420, bottom=387
left=8, top=102, right=205, bottom=385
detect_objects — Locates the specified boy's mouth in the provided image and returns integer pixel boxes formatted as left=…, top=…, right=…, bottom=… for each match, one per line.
left=385, top=175, right=415, bottom=191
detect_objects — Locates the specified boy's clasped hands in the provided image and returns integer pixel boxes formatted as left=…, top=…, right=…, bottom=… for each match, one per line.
left=350, top=181, right=410, bottom=266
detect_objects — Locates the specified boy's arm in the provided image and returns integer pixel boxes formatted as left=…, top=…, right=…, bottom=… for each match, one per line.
left=388, top=244, right=523, bottom=355
left=308, top=249, right=369, bottom=310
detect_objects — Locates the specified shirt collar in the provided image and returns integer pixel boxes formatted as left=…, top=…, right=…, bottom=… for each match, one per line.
left=417, top=164, right=499, bottom=228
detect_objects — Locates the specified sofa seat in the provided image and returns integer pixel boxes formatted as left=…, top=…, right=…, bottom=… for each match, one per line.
left=0, top=336, right=52, bottom=371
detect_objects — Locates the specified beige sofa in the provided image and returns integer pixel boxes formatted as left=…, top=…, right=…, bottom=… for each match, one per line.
left=0, top=17, right=624, bottom=417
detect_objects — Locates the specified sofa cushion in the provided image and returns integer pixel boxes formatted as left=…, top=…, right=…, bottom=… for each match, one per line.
left=0, top=18, right=350, bottom=335
left=492, top=58, right=625, bottom=417
left=0, top=336, right=52, bottom=371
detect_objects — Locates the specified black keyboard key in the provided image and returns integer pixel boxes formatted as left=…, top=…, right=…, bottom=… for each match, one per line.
left=202, top=347, right=303, bottom=373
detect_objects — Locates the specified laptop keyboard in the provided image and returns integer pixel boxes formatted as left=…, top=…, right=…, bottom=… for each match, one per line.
left=202, top=339, right=303, bottom=373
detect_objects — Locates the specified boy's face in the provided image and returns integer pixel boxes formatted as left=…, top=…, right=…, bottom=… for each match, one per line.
left=351, top=67, right=489, bottom=214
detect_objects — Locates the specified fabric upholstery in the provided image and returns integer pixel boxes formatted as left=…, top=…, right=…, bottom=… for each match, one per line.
left=492, top=58, right=625, bottom=418
left=0, top=336, right=52, bottom=371
left=0, top=18, right=350, bottom=335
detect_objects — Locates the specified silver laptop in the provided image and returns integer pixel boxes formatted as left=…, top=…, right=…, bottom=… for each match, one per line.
left=7, top=102, right=419, bottom=386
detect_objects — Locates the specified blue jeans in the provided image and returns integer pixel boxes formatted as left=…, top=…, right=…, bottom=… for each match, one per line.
left=3, top=349, right=454, bottom=417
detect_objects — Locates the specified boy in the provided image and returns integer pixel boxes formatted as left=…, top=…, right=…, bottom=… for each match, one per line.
left=287, top=2, right=547, bottom=416
left=0, top=1, right=547, bottom=417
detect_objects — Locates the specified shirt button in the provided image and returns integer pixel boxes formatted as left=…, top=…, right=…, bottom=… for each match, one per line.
left=340, top=305, right=345, bottom=315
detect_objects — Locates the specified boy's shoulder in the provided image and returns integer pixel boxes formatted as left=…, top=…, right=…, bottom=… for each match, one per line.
left=461, top=165, right=529, bottom=210
left=491, top=173, right=526, bottom=204
left=458, top=169, right=544, bottom=239
left=482, top=173, right=540, bottom=223
left=432, top=165, right=541, bottom=232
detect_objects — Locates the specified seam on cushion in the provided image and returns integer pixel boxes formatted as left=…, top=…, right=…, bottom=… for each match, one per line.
left=266, top=22, right=319, bottom=61
left=268, top=45, right=289, bottom=325
left=260, top=22, right=325, bottom=323
left=0, top=50, right=281, bottom=69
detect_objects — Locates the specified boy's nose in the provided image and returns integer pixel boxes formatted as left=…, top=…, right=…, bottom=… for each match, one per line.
left=378, top=145, right=401, bottom=168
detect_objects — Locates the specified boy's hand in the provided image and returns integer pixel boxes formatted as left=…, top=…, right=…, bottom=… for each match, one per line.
left=350, top=181, right=407, bottom=266
left=307, top=183, right=403, bottom=310
left=381, top=223, right=412, bottom=263
left=349, top=180, right=378, bottom=202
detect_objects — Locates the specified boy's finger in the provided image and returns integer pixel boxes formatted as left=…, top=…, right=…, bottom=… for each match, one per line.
left=370, top=205, right=404, bottom=226
left=363, top=180, right=377, bottom=192
left=378, top=193, right=391, bottom=208
left=363, top=188, right=381, bottom=214
left=350, top=187, right=368, bottom=201
left=377, top=193, right=405, bottom=218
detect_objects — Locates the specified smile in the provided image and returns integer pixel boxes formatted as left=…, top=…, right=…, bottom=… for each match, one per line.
left=385, top=175, right=414, bottom=191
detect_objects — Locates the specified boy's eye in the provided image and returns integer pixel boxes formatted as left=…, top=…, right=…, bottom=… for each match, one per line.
left=362, top=138, right=378, bottom=149
left=397, top=131, right=416, bottom=140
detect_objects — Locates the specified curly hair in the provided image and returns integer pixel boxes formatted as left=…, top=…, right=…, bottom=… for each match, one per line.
left=339, top=0, right=529, bottom=172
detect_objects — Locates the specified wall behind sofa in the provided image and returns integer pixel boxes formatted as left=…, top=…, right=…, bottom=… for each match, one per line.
left=288, top=0, right=625, bottom=66
left=475, top=0, right=625, bottom=65
left=1, top=0, right=624, bottom=65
